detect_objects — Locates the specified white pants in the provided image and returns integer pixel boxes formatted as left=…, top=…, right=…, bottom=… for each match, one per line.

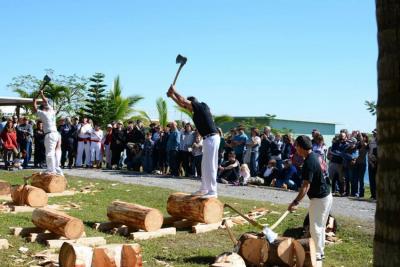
left=76, top=141, right=90, bottom=166
left=200, top=135, right=220, bottom=194
left=90, top=142, right=102, bottom=162
left=44, top=132, right=62, bottom=174
left=104, top=144, right=111, bottom=165
left=309, top=193, right=333, bottom=258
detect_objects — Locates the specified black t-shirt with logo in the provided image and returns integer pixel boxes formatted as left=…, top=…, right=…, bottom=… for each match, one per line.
left=302, top=152, right=330, bottom=199
left=191, top=100, right=218, bottom=137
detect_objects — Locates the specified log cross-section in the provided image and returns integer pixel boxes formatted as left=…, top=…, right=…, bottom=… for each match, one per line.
left=11, top=185, right=48, bottom=207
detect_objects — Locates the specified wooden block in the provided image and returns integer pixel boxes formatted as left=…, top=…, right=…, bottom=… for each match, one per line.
left=28, top=232, right=63, bottom=243
left=0, top=239, right=9, bottom=249
left=11, top=205, right=35, bottom=213
left=93, top=221, right=122, bottom=232
left=173, top=220, right=199, bottom=229
left=130, top=227, right=176, bottom=241
left=10, top=227, right=47, bottom=237
left=192, top=222, right=223, bottom=234
left=46, top=237, right=107, bottom=249
left=0, top=194, right=11, bottom=201
left=47, top=190, right=76, bottom=197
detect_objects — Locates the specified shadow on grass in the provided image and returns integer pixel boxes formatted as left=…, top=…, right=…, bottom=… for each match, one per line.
left=282, top=227, right=305, bottom=239
left=182, top=256, right=216, bottom=265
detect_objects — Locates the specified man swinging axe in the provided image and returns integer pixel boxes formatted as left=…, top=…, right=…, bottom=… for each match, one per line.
left=167, top=85, right=220, bottom=198
left=33, top=80, right=63, bottom=176
left=288, top=135, right=332, bottom=262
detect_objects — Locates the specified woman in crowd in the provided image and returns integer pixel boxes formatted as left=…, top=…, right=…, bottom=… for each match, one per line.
left=244, top=127, right=261, bottom=177
left=1, top=119, right=18, bottom=169
left=33, top=120, right=46, bottom=168
left=142, top=132, right=155, bottom=173
left=192, top=133, right=203, bottom=178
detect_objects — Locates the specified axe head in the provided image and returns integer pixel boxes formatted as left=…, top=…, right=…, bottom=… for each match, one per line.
left=176, top=54, right=187, bottom=66
left=43, top=74, right=51, bottom=84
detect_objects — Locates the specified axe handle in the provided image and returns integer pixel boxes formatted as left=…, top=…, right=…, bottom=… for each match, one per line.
left=224, top=204, right=264, bottom=230
left=222, top=219, right=238, bottom=245
left=270, top=210, right=290, bottom=230
left=172, top=64, right=184, bottom=86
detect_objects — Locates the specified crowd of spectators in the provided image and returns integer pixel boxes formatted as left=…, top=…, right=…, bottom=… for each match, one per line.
left=0, top=115, right=378, bottom=199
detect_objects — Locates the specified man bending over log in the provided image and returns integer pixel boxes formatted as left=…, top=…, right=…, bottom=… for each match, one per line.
left=33, top=90, right=63, bottom=176
left=288, top=135, right=332, bottom=262
left=167, top=85, right=220, bottom=198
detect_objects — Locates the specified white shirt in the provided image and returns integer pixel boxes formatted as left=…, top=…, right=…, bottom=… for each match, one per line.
left=78, top=123, right=93, bottom=138
left=90, top=130, right=103, bottom=142
left=36, top=106, right=57, bottom=133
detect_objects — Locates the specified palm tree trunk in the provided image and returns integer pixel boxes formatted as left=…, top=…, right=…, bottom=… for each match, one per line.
left=374, top=0, right=400, bottom=266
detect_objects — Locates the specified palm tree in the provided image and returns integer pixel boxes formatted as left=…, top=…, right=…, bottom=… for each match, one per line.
left=374, top=1, right=400, bottom=266
left=156, top=97, right=168, bottom=128
left=107, top=76, right=143, bottom=122
left=174, top=105, right=193, bottom=119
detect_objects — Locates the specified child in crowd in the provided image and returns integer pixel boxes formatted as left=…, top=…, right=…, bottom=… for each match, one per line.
left=239, top=163, right=251, bottom=185
left=191, top=134, right=203, bottom=178
left=142, top=132, right=154, bottom=173
left=262, top=159, right=280, bottom=186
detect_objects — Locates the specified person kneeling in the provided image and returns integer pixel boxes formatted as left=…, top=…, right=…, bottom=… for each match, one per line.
left=217, top=151, right=240, bottom=185
left=271, top=159, right=298, bottom=190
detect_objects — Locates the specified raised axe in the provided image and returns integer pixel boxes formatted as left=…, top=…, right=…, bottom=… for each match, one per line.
left=224, top=203, right=290, bottom=242
left=172, top=54, right=187, bottom=86
left=36, top=74, right=52, bottom=97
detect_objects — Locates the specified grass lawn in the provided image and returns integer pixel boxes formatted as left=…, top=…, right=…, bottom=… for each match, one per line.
left=0, top=170, right=373, bottom=267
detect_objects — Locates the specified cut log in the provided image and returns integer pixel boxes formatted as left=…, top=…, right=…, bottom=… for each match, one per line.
left=107, top=201, right=163, bottom=232
left=59, top=242, right=94, bottom=267
left=293, top=238, right=317, bottom=267
left=130, top=227, right=176, bottom=241
left=32, top=208, right=84, bottom=239
left=0, top=239, right=9, bottom=250
left=0, top=180, right=11, bottom=195
left=92, top=244, right=123, bottom=267
left=237, top=233, right=269, bottom=266
left=30, top=172, right=67, bottom=193
left=167, top=192, right=224, bottom=224
left=47, top=237, right=106, bottom=249
left=11, top=185, right=48, bottom=207
left=211, top=252, right=246, bottom=267
left=121, top=244, right=142, bottom=267
left=267, top=237, right=295, bottom=267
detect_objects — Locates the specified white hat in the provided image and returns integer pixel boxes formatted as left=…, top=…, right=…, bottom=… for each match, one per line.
left=107, top=124, right=112, bottom=128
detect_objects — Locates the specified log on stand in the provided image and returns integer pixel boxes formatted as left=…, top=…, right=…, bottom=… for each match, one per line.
left=167, top=192, right=224, bottom=224
left=32, top=208, right=84, bottom=239
left=92, top=244, right=123, bottom=267
left=59, top=242, right=94, bottom=267
left=236, top=232, right=269, bottom=266
left=267, top=237, right=295, bottom=267
left=30, top=172, right=67, bottom=193
left=121, top=244, right=142, bottom=267
left=293, top=238, right=317, bottom=267
left=107, top=201, right=163, bottom=232
left=0, top=180, right=11, bottom=195
left=11, top=185, right=48, bottom=207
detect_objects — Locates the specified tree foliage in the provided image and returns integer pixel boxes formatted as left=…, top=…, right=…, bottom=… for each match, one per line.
left=8, top=69, right=88, bottom=116
left=365, top=100, right=377, bottom=116
left=214, top=114, right=233, bottom=126
left=81, top=73, right=108, bottom=126
left=157, top=97, right=168, bottom=128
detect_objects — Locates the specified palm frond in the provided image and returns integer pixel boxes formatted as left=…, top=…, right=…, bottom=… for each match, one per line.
left=136, top=110, right=152, bottom=123
left=156, top=97, right=168, bottom=128
left=175, top=105, right=193, bottom=119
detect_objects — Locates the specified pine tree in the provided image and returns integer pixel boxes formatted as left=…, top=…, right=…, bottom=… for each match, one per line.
left=82, top=73, right=108, bottom=126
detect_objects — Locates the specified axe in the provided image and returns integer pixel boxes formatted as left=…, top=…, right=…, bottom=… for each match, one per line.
left=172, top=54, right=187, bottom=86
left=36, top=74, right=52, bottom=97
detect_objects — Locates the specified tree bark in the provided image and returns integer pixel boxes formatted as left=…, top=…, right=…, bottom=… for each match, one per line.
left=107, top=201, right=163, bottom=232
left=0, top=180, right=11, bottom=195
left=30, top=172, right=67, bottom=193
left=32, top=208, right=84, bottom=239
left=374, top=1, right=400, bottom=266
left=166, top=192, right=224, bottom=224
left=11, top=185, right=48, bottom=207
left=237, top=233, right=269, bottom=266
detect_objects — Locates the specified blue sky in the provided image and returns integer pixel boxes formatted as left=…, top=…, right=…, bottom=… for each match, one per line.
left=0, top=0, right=377, bottom=132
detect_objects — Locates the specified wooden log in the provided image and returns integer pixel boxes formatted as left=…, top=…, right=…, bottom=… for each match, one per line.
left=59, top=242, right=94, bottom=267
left=267, top=237, right=295, bottom=267
left=92, top=244, right=123, bottom=267
left=11, top=185, right=48, bottom=207
left=167, top=192, right=224, bottom=224
left=107, top=201, right=163, bottom=232
left=121, top=244, right=142, bottom=267
left=32, top=208, right=84, bottom=239
left=30, top=172, right=67, bottom=193
left=130, top=227, right=176, bottom=241
left=0, top=180, right=11, bottom=195
left=47, top=237, right=107, bottom=249
left=0, top=239, right=9, bottom=250
left=293, top=238, right=317, bottom=267
left=237, top=233, right=269, bottom=266
left=211, top=252, right=246, bottom=267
